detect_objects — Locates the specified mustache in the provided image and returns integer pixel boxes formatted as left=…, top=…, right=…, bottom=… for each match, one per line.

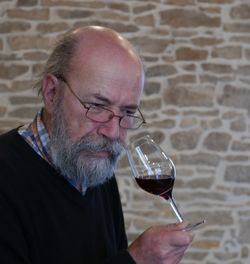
left=72, top=135, right=125, bottom=158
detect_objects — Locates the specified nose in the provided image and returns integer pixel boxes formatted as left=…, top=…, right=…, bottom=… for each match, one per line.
left=97, top=116, right=122, bottom=140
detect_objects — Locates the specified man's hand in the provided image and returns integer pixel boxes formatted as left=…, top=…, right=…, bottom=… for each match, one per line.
left=128, top=222, right=193, bottom=264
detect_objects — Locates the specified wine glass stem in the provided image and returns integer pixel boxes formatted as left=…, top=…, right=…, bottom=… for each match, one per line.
left=169, top=197, right=184, bottom=223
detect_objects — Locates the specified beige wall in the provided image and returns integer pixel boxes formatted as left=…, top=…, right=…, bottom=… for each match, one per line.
left=1, top=0, right=250, bottom=263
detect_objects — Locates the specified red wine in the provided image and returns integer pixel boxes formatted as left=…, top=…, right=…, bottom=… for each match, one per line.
left=135, top=176, right=174, bottom=200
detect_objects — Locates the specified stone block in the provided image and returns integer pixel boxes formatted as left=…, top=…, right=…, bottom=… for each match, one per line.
left=230, top=4, right=250, bottom=19
left=10, top=80, right=35, bottom=92
left=163, top=86, right=214, bottom=107
left=132, top=4, right=156, bottom=14
left=217, top=84, right=250, bottom=109
left=106, top=3, right=129, bottom=12
left=160, top=9, right=220, bottom=27
left=202, top=63, right=233, bottom=74
left=185, top=210, right=233, bottom=226
left=198, top=0, right=233, bottom=3
left=23, top=51, right=48, bottom=61
left=8, top=106, right=40, bottom=119
left=185, top=177, right=214, bottom=189
left=0, top=106, right=6, bottom=117
left=180, top=117, right=198, bottom=128
left=199, top=6, right=221, bottom=14
left=130, top=37, right=170, bottom=53
left=8, top=36, right=52, bottom=50
left=0, top=83, right=9, bottom=92
left=140, top=98, right=162, bottom=111
left=237, top=65, right=250, bottom=75
left=134, top=15, right=155, bottom=27
left=36, top=22, right=70, bottom=33
left=146, top=64, right=177, bottom=77
left=230, top=117, right=247, bottom=132
left=203, top=132, right=232, bottom=151
left=163, top=0, right=195, bottom=6
left=144, top=82, right=161, bottom=96
left=245, top=49, right=250, bottom=60
left=191, top=37, right=223, bottom=46
left=41, top=0, right=105, bottom=8
left=170, top=129, right=201, bottom=150
left=192, top=239, right=220, bottom=249
left=224, top=23, right=250, bottom=33
left=230, top=36, right=250, bottom=44
left=178, top=152, right=220, bottom=166
left=0, top=53, right=21, bottom=61
left=183, top=64, right=196, bottom=71
left=0, top=21, right=31, bottom=33
left=184, top=251, right=208, bottom=261
left=232, top=187, right=250, bottom=196
left=17, top=0, right=37, bottom=5
left=213, top=251, right=238, bottom=261
left=232, top=141, right=250, bottom=151
left=9, top=96, right=42, bottom=105
left=224, top=155, right=249, bottom=162
left=96, top=11, right=129, bottom=21
left=176, top=47, right=208, bottom=61
left=7, top=8, right=49, bottom=20
left=224, top=165, right=250, bottom=183
left=168, top=74, right=196, bottom=86
left=57, top=9, right=93, bottom=19
left=212, top=46, right=242, bottom=59
left=148, top=119, right=176, bottom=129
left=0, top=64, right=28, bottom=79
left=241, top=246, right=249, bottom=258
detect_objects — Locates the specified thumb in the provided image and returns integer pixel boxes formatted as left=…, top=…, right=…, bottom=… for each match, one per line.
left=170, top=229, right=194, bottom=247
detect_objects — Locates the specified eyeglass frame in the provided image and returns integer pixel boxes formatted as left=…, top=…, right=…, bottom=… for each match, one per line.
left=55, top=75, right=146, bottom=130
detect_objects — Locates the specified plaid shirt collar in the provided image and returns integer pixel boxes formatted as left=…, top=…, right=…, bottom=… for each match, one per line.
left=18, top=108, right=52, bottom=164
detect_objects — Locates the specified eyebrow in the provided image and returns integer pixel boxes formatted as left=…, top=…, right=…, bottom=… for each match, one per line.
left=90, top=93, right=139, bottom=110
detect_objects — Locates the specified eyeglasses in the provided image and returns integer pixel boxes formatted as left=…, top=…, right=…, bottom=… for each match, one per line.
left=56, top=75, right=146, bottom=130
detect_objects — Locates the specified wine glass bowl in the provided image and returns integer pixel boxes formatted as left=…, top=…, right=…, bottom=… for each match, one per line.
left=126, top=135, right=205, bottom=229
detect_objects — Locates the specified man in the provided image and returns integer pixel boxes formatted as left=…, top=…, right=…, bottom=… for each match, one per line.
left=0, top=26, right=193, bottom=264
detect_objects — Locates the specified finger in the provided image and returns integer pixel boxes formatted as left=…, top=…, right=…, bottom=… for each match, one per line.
left=163, top=221, right=190, bottom=231
left=170, top=230, right=194, bottom=247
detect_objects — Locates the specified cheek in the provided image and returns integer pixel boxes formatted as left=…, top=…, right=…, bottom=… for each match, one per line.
left=119, top=129, right=128, bottom=142
left=60, top=104, right=95, bottom=142
left=66, top=118, right=99, bottom=142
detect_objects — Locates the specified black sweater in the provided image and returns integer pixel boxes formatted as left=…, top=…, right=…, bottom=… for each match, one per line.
left=0, top=129, right=135, bottom=264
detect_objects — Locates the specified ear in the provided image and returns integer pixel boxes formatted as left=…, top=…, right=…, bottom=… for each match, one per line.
left=42, top=74, right=60, bottom=114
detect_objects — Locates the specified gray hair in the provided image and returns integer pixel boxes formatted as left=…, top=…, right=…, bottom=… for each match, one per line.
left=36, top=31, right=77, bottom=95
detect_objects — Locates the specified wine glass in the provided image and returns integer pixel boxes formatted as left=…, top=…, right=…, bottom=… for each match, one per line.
left=126, top=135, right=205, bottom=231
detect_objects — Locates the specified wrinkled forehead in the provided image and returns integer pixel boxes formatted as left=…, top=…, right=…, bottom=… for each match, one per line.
left=68, top=31, right=143, bottom=92
left=70, top=28, right=141, bottom=72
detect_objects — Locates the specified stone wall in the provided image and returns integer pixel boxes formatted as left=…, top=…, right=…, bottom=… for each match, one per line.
left=1, top=0, right=250, bottom=263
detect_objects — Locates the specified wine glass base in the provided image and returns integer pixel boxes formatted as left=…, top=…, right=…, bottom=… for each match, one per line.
left=183, top=220, right=206, bottom=231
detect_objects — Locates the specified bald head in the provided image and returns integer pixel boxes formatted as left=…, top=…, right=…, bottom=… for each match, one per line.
left=39, top=25, right=144, bottom=94
left=71, top=25, right=135, bottom=53
left=65, top=26, right=143, bottom=87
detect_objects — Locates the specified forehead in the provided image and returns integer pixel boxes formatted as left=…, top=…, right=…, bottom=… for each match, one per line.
left=67, top=37, right=144, bottom=106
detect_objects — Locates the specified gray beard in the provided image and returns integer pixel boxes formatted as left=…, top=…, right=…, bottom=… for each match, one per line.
left=48, top=102, right=124, bottom=194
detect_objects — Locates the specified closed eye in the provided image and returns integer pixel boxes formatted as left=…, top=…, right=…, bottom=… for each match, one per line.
left=87, top=102, right=107, bottom=109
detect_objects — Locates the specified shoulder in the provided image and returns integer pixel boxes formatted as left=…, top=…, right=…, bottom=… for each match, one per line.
left=0, top=128, right=23, bottom=156
left=0, top=128, right=40, bottom=187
